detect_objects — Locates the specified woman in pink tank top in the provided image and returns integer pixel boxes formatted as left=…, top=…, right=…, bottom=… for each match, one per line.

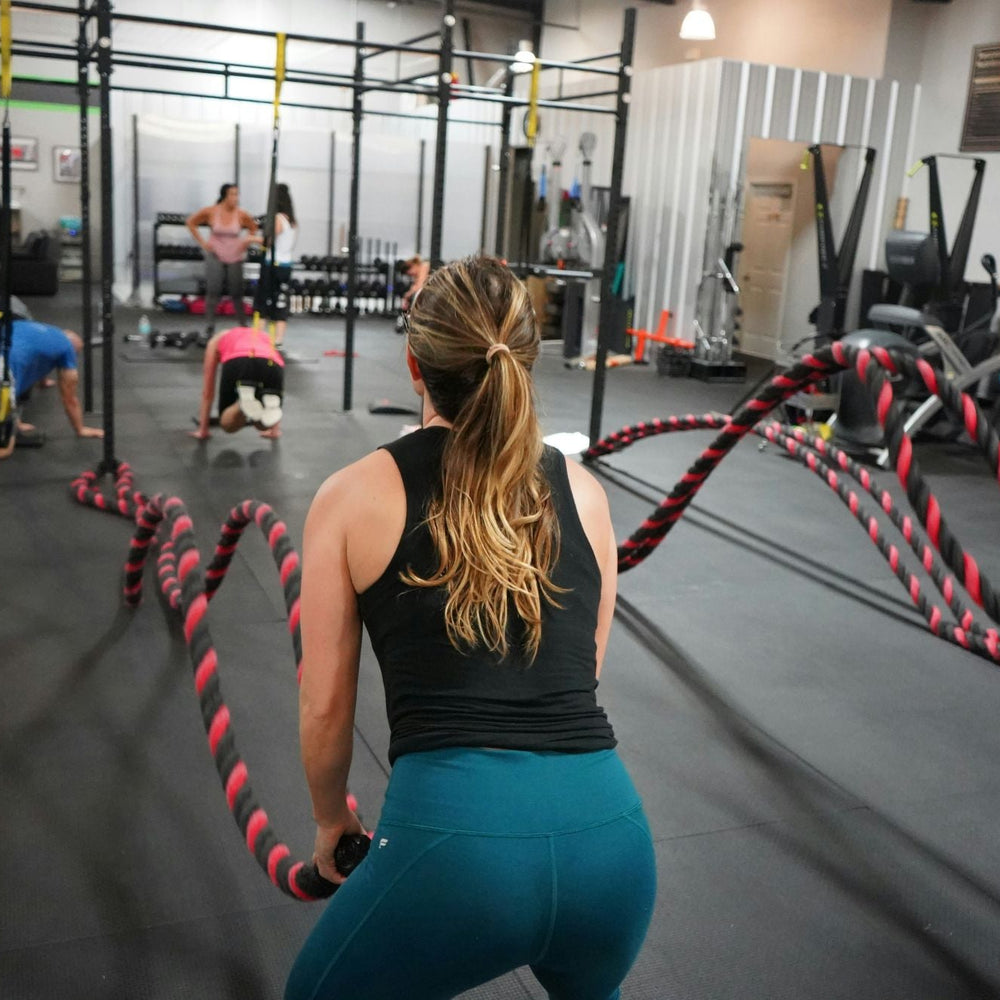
left=186, top=184, right=260, bottom=338
left=190, top=326, right=285, bottom=442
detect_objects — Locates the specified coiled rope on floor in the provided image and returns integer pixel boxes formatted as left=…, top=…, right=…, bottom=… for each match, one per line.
left=70, top=466, right=367, bottom=900
left=584, top=341, right=1000, bottom=665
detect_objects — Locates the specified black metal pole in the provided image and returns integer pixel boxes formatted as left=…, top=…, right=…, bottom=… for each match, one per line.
left=326, top=130, right=335, bottom=256
left=2, top=121, right=11, bottom=396
left=343, top=21, right=363, bottom=412
left=78, top=0, right=94, bottom=412
left=480, top=143, right=491, bottom=252
left=494, top=71, right=514, bottom=257
left=129, top=112, right=140, bottom=305
left=416, top=138, right=425, bottom=256
left=429, top=1, right=455, bottom=269
left=587, top=7, right=635, bottom=448
left=96, top=0, right=116, bottom=471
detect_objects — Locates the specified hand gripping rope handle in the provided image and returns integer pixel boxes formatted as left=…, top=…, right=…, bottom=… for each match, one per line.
left=584, top=340, right=1000, bottom=666
left=70, top=466, right=369, bottom=899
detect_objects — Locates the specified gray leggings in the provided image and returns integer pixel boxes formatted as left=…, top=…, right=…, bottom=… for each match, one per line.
left=204, top=254, right=247, bottom=325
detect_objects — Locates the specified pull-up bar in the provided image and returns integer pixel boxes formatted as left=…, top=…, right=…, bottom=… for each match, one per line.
left=452, top=49, right=621, bottom=76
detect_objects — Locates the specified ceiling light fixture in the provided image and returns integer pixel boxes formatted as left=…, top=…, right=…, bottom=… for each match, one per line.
left=511, top=39, right=536, bottom=74
left=679, top=2, right=716, bottom=41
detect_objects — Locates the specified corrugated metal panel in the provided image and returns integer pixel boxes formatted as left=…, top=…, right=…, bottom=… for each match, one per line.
left=623, top=57, right=917, bottom=349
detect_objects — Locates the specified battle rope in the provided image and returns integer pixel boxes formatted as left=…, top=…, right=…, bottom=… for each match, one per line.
left=584, top=341, right=1000, bottom=664
left=71, top=465, right=368, bottom=900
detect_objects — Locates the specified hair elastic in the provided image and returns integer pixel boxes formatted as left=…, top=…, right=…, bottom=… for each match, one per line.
left=485, top=342, right=511, bottom=363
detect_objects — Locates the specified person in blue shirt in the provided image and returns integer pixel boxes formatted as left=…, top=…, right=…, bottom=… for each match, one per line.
left=0, top=320, right=103, bottom=459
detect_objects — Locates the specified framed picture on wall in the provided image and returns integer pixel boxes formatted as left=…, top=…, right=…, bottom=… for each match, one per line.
left=11, top=137, right=38, bottom=171
left=53, top=146, right=82, bottom=183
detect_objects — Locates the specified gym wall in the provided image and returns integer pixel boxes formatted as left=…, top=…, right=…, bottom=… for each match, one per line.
left=883, top=0, right=1000, bottom=284
left=1, top=101, right=102, bottom=262
left=110, top=89, right=502, bottom=301
left=542, top=0, right=894, bottom=79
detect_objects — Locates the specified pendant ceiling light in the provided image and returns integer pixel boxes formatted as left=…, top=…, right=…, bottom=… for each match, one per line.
left=511, top=39, right=536, bottom=74
left=679, top=3, right=716, bottom=41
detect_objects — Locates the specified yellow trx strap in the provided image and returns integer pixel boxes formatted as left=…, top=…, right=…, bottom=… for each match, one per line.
left=525, top=57, right=540, bottom=148
left=274, top=32, right=286, bottom=121
left=1, top=0, right=11, bottom=101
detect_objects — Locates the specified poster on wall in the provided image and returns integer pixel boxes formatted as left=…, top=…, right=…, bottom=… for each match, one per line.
left=11, top=137, right=38, bottom=171
left=53, top=146, right=83, bottom=183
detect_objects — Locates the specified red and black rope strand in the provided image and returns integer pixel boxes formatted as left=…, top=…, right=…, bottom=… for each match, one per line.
left=584, top=342, right=1000, bottom=664
left=74, top=463, right=366, bottom=901
left=759, top=420, right=999, bottom=663
left=833, top=343, right=1000, bottom=627
left=587, top=347, right=841, bottom=570
left=586, top=343, right=1000, bottom=619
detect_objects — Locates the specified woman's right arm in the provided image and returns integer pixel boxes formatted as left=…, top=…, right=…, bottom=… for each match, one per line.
left=299, top=472, right=367, bottom=884
left=186, top=207, right=212, bottom=254
left=565, top=458, right=618, bottom=679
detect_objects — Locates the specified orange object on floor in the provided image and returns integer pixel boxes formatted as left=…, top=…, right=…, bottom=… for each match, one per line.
left=626, top=309, right=693, bottom=363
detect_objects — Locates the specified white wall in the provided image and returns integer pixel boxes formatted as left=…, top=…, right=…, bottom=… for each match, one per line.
left=2, top=103, right=101, bottom=265
left=883, top=0, right=1000, bottom=283
left=543, top=0, right=893, bottom=78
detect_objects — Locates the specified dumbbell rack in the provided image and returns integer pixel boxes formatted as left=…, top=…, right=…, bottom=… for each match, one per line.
left=289, top=251, right=403, bottom=318
left=153, top=215, right=415, bottom=320
left=152, top=212, right=265, bottom=304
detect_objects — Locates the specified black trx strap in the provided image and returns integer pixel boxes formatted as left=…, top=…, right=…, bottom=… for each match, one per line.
left=0, top=0, right=15, bottom=448
left=806, top=143, right=877, bottom=341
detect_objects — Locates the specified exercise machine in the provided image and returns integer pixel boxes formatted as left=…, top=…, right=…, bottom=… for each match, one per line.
left=834, top=155, right=997, bottom=460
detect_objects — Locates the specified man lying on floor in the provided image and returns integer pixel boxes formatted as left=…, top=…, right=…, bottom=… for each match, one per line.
left=0, top=319, right=104, bottom=460
left=190, top=326, right=284, bottom=441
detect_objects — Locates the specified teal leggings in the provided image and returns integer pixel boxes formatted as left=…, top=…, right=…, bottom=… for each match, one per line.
left=286, top=748, right=657, bottom=1000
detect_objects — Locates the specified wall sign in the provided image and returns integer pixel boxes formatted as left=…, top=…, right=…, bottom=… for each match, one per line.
left=10, top=137, right=38, bottom=171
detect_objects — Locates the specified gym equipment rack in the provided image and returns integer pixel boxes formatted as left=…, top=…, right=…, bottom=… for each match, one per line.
left=9, top=0, right=636, bottom=468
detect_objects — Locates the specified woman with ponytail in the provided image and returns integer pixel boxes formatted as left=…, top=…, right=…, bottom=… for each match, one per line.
left=289, top=255, right=656, bottom=1000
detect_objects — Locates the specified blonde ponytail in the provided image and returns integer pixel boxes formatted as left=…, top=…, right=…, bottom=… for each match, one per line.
left=403, top=255, right=563, bottom=660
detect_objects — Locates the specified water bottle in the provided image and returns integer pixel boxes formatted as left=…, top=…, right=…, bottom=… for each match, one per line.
left=139, top=314, right=152, bottom=341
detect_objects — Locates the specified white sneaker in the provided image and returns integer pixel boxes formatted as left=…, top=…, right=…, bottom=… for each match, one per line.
left=236, top=383, right=264, bottom=422
left=258, top=393, right=283, bottom=428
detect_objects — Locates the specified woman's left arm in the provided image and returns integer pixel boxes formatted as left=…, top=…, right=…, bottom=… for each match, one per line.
left=190, top=335, right=220, bottom=439
left=299, top=473, right=367, bottom=883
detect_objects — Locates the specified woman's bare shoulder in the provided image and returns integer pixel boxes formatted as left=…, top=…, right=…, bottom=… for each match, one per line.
left=310, top=448, right=400, bottom=519
left=308, top=447, right=405, bottom=591
left=562, top=454, right=610, bottom=520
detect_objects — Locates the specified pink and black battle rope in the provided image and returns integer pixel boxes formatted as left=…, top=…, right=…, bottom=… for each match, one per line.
left=757, top=420, right=999, bottom=662
left=584, top=341, right=1000, bottom=662
left=71, top=467, right=368, bottom=900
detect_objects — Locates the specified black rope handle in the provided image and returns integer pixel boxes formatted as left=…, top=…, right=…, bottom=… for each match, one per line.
left=71, top=466, right=369, bottom=900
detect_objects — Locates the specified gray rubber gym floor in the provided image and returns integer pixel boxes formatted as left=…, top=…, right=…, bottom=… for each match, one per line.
left=3, top=289, right=1000, bottom=999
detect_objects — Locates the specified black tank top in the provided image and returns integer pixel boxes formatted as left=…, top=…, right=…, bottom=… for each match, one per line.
left=358, top=426, right=617, bottom=764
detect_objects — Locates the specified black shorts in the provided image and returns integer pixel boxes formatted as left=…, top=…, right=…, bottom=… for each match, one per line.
left=253, top=262, right=292, bottom=322
left=218, top=355, right=284, bottom=416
